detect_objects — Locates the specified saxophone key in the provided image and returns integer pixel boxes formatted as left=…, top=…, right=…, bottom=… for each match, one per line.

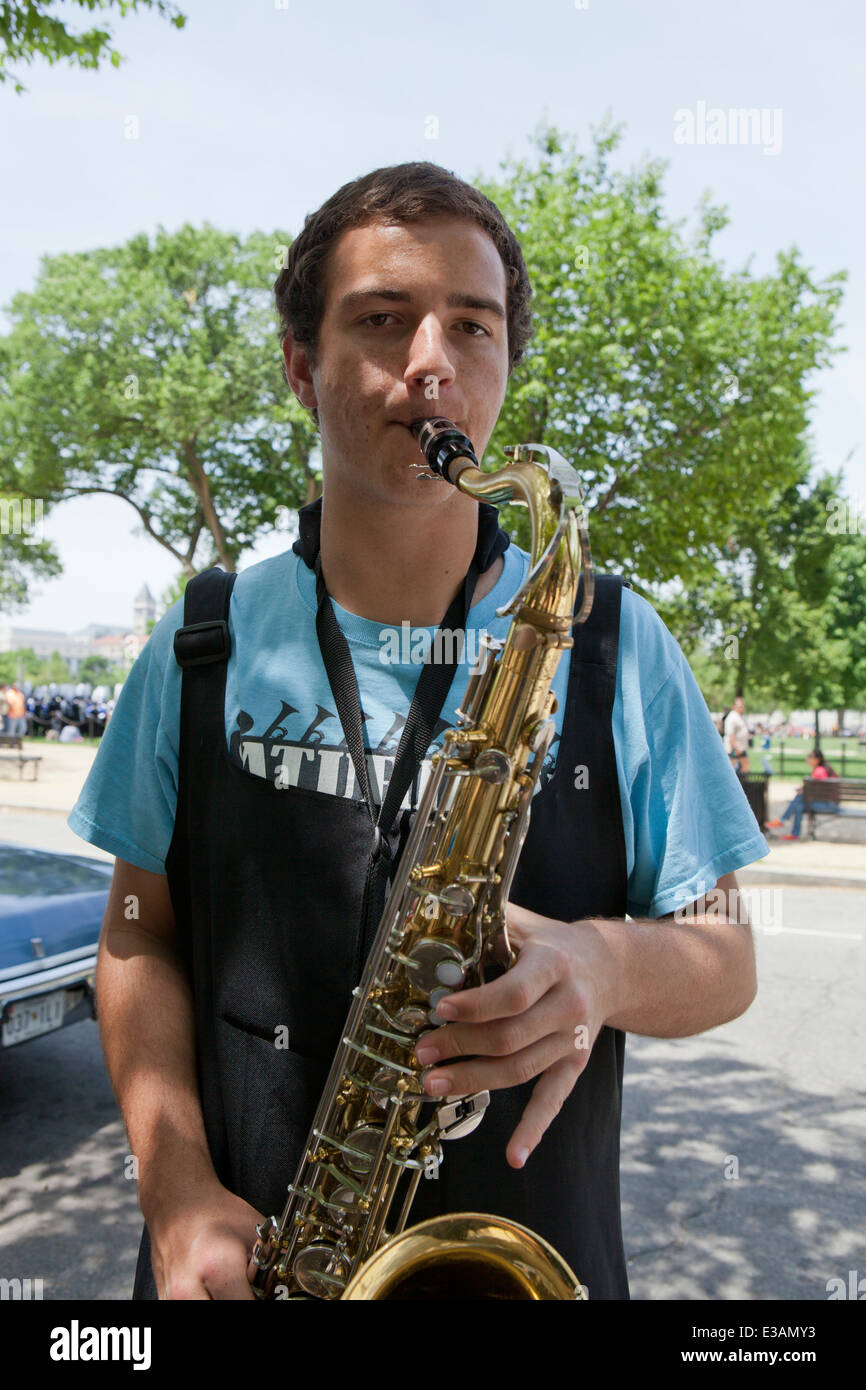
left=339, top=1123, right=382, bottom=1174
left=436, top=1090, right=490, bottom=1140
left=402, top=938, right=466, bottom=994
left=292, top=1244, right=350, bottom=1299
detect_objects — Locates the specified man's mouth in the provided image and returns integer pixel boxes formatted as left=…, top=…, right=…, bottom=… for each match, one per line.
left=395, top=417, right=456, bottom=435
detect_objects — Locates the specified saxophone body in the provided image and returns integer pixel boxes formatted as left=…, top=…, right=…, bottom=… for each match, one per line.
left=249, top=418, right=594, bottom=1300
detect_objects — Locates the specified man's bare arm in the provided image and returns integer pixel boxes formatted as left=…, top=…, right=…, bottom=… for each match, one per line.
left=97, top=859, right=260, bottom=1298
left=595, top=870, right=757, bottom=1036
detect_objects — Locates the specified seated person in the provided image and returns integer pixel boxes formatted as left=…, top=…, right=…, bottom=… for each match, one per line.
left=766, top=749, right=839, bottom=839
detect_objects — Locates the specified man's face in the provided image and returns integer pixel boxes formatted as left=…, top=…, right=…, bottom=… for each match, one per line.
left=734, top=697, right=745, bottom=714
left=284, top=216, right=510, bottom=507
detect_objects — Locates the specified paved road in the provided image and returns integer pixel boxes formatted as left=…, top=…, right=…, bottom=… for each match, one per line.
left=0, top=808, right=863, bottom=1300
left=622, top=884, right=865, bottom=1300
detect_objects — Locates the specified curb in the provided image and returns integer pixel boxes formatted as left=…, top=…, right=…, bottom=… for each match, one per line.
left=738, top=867, right=866, bottom=891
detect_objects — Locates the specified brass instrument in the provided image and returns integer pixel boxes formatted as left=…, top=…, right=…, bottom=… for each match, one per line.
left=249, top=417, right=594, bottom=1300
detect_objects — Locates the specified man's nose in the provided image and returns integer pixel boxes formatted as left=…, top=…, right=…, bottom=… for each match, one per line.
left=403, top=317, right=456, bottom=395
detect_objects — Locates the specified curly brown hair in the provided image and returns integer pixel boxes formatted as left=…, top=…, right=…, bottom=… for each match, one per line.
left=274, top=161, right=533, bottom=424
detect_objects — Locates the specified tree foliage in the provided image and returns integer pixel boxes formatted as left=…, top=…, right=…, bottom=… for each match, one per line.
left=0, top=0, right=186, bottom=93
left=657, top=466, right=861, bottom=708
left=0, top=116, right=856, bottom=713
left=476, top=119, right=847, bottom=600
left=0, top=223, right=320, bottom=574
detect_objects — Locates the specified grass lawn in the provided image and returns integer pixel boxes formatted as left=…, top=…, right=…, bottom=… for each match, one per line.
left=750, top=738, right=866, bottom=780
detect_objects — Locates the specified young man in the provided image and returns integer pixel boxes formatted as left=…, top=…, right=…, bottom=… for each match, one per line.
left=69, top=161, right=767, bottom=1301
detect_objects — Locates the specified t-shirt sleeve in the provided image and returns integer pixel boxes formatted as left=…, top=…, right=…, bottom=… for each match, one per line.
left=66, top=599, right=185, bottom=874
left=622, top=596, right=769, bottom=919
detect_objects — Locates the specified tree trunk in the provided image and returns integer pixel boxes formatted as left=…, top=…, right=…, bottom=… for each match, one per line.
left=182, top=439, right=234, bottom=571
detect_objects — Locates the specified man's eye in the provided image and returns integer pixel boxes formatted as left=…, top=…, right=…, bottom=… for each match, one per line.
left=360, top=314, right=489, bottom=336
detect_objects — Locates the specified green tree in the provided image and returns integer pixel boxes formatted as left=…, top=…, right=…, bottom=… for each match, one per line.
left=0, top=647, right=37, bottom=683
left=0, top=0, right=186, bottom=94
left=0, top=223, right=320, bottom=575
left=0, top=337, right=63, bottom=603
left=475, top=119, right=846, bottom=596
left=658, top=469, right=847, bottom=708
left=0, top=509, right=62, bottom=610
left=33, top=650, right=71, bottom=683
left=78, top=655, right=112, bottom=684
left=820, top=518, right=866, bottom=713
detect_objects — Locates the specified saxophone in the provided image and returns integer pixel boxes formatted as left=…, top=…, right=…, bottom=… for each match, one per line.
left=249, top=417, right=594, bottom=1300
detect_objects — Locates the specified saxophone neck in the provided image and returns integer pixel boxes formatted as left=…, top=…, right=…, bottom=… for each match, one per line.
left=410, top=419, right=595, bottom=628
left=457, top=458, right=593, bottom=628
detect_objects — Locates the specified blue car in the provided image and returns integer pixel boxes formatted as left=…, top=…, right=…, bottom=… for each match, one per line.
left=0, top=844, right=111, bottom=1051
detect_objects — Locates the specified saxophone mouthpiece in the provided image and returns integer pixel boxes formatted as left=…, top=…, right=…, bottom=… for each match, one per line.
left=410, top=418, right=479, bottom=485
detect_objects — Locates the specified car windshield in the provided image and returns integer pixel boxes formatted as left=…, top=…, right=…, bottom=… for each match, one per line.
left=0, top=845, right=111, bottom=898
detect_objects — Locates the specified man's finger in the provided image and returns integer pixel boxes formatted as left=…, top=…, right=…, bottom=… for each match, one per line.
left=416, top=989, right=564, bottom=1064
left=506, top=1056, right=585, bottom=1168
left=422, top=1032, right=567, bottom=1100
left=503, top=900, right=554, bottom=948
left=434, top=941, right=563, bottom=1023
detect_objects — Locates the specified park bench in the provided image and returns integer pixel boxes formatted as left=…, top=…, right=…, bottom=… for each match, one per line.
left=802, top=777, right=866, bottom=839
left=0, top=733, right=41, bottom=780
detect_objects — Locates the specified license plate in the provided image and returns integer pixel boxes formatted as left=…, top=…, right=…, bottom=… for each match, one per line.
left=2, top=989, right=68, bottom=1047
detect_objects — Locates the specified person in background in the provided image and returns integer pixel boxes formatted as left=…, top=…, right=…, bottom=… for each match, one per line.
left=6, top=684, right=27, bottom=737
left=759, top=726, right=773, bottom=776
left=723, top=695, right=751, bottom=774
left=766, top=749, right=839, bottom=840
left=0, top=685, right=8, bottom=734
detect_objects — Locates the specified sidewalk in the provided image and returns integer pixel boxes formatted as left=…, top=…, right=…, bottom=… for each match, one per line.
left=0, top=740, right=96, bottom=816
left=740, top=838, right=866, bottom=888
left=739, top=779, right=866, bottom=889
left=2, top=742, right=864, bottom=887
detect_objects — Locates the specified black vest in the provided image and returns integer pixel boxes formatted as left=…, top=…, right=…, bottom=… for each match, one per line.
left=132, top=563, right=630, bottom=1299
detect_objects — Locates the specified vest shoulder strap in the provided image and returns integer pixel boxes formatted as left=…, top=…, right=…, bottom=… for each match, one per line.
left=173, top=567, right=238, bottom=668
left=572, top=573, right=630, bottom=671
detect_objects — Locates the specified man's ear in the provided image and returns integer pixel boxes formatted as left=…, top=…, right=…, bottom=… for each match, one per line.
left=282, top=329, right=318, bottom=412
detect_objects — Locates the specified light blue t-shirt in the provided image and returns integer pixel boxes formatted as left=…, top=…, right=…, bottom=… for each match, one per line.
left=68, top=542, right=768, bottom=918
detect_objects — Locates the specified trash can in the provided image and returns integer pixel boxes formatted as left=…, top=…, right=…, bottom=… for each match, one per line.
left=737, top=771, right=770, bottom=830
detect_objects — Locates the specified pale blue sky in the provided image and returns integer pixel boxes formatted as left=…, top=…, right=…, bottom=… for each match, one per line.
left=2, top=0, right=863, bottom=631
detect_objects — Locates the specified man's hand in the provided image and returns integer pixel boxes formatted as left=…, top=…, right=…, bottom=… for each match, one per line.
left=415, top=902, right=615, bottom=1172
left=145, top=1176, right=264, bottom=1300
left=415, top=878, right=755, bottom=1170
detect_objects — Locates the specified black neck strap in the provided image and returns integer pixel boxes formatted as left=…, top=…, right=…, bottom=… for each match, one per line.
left=295, top=495, right=510, bottom=971
left=313, top=550, right=475, bottom=842
left=295, top=494, right=509, bottom=837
